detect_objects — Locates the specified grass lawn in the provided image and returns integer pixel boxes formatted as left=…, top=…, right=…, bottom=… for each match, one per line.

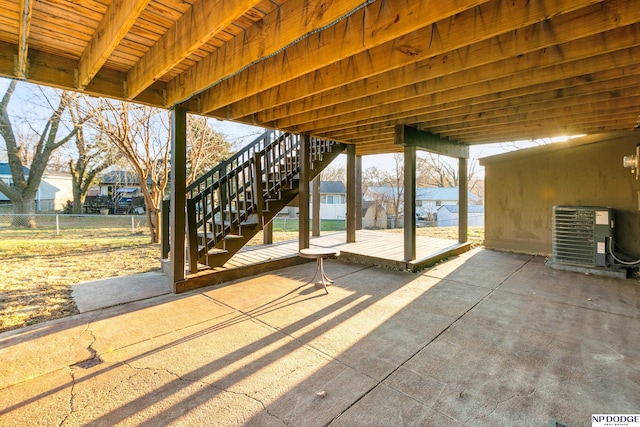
left=1, top=224, right=483, bottom=333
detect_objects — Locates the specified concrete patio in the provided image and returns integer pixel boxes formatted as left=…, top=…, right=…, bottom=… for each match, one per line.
left=0, top=248, right=638, bottom=426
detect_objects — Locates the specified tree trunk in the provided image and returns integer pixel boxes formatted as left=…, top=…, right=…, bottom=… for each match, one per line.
left=71, top=187, right=85, bottom=214
left=146, top=207, right=159, bottom=243
left=11, top=198, right=37, bottom=228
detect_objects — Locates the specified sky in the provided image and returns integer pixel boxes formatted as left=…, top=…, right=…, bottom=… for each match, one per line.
left=0, top=77, right=573, bottom=175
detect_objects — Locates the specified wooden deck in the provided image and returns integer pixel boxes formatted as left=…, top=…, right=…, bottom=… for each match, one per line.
left=176, top=230, right=471, bottom=292
left=310, top=230, right=471, bottom=271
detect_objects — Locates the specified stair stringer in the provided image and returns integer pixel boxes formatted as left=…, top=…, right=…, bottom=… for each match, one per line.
left=201, top=143, right=347, bottom=268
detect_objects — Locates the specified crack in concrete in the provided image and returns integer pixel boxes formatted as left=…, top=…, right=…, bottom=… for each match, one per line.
left=471, top=393, right=520, bottom=424
left=71, top=324, right=101, bottom=369
left=128, top=358, right=295, bottom=426
left=59, top=323, right=100, bottom=426
left=214, top=385, right=288, bottom=426
left=57, top=367, right=75, bottom=427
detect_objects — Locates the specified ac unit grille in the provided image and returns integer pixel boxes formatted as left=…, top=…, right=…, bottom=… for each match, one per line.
left=552, top=206, right=613, bottom=268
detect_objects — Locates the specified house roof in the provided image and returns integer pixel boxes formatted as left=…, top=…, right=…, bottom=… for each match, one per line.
left=0, top=163, right=30, bottom=176
left=100, top=171, right=151, bottom=185
left=438, top=204, right=485, bottom=214
left=416, top=187, right=479, bottom=202
left=1, top=1, right=639, bottom=156
left=319, top=181, right=346, bottom=194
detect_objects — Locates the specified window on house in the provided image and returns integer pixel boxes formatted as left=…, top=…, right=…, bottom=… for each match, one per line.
left=323, top=195, right=343, bottom=204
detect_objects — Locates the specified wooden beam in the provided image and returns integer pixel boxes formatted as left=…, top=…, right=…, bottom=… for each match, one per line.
left=16, top=0, right=33, bottom=79
left=366, top=73, right=640, bottom=132
left=395, top=125, right=469, bottom=159
left=291, top=44, right=640, bottom=139
left=165, top=0, right=376, bottom=105
left=322, top=75, right=640, bottom=140
left=283, top=20, right=640, bottom=132
left=221, top=0, right=605, bottom=121
left=442, top=111, right=640, bottom=141
left=126, top=0, right=262, bottom=100
left=0, top=41, right=166, bottom=106
left=193, top=0, right=500, bottom=112
left=77, top=0, right=151, bottom=90
left=425, top=94, right=640, bottom=133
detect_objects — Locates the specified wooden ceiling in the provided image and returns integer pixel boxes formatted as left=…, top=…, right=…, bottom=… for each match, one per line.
left=1, top=0, right=640, bottom=155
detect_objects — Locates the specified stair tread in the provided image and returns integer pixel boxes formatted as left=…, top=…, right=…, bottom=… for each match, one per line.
left=223, top=234, right=244, bottom=240
left=207, top=248, right=228, bottom=255
left=198, top=245, right=228, bottom=255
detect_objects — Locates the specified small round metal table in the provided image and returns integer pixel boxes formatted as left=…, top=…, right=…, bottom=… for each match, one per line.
left=298, top=247, right=340, bottom=294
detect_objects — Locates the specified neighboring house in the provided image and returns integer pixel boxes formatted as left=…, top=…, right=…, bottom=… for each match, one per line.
left=282, top=181, right=347, bottom=220
left=362, top=200, right=387, bottom=229
left=311, top=181, right=346, bottom=220
left=92, top=170, right=148, bottom=199
left=365, top=186, right=480, bottom=219
left=437, top=205, right=485, bottom=227
left=0, top=163, right=73, bottom=211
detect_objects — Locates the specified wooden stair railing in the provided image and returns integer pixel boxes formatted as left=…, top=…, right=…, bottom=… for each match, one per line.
left=183, top=131, right=346, bottom=273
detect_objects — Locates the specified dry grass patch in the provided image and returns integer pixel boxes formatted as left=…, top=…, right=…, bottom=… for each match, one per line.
left=0, top=227, right=160, bottom=333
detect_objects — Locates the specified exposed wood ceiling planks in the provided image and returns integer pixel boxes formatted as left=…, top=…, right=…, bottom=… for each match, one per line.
left=1, top=0, right=640, bottom=154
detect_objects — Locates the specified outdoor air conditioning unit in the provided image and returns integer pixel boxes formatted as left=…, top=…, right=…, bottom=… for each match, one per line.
left=548, top=206, right=626, bottom=277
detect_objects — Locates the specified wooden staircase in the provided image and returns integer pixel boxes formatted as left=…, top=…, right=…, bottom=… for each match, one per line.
left=185, top=131, right=346, bottom=273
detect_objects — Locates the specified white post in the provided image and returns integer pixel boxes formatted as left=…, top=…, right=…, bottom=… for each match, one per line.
left=56, top=214, right=59, bottom=236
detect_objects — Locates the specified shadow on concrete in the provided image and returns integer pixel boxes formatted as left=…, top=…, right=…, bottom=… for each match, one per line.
left=1, top=249, right=639, bottom=426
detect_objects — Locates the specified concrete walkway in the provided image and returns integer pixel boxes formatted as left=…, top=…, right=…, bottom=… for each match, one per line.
left=0, top=248, right=638, bottom=426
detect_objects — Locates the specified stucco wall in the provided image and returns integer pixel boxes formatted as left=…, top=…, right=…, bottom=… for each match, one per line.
left=481, top=132, right=640, bottom=257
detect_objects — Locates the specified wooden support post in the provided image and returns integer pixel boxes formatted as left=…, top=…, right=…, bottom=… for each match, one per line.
left=263, top=220, right=273, bottom=244
left=170, top=106, right=187, bottom=288
left=355, top=154, right=362, bottom=230
left=459, top=157, right=469, bottom=243
left=346, top=144, right=356, bottom=242
left=161, top=199, right=170, bottom=259
left=299, top=134, right=310, bottom=250
left=312, top=175, right=320, bottom=236
left=404, top=144, right=416, bottom=261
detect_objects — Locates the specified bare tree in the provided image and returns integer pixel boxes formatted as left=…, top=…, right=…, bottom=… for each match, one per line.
left=363, top=154, right=404, bottom=220
left=98, top=100, right=170, bottom=243
left=68, top=96, right=115, bottom=213
left=0, top=81, right=79, bottom=227
left=416, top=152, right=483, bottom=204
left=320, top=164, right=346, bottom=184
left=416, top=153, right=458, bottom=188
left=186, top=115, right=232, bottom=185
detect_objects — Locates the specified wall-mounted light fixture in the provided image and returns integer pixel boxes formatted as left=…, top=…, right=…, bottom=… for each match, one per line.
left=623, top=144, right=640, bottom=180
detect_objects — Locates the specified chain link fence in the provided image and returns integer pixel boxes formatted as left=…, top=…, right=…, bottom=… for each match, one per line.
left=0, top=213, right=150, bottom=238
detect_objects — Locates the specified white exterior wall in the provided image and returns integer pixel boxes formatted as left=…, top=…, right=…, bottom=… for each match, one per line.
left=309, top=202, right=347, bottom=220
left=436, top=210, right=485, bottom=227
left=37, top=175, right=74, bottom=210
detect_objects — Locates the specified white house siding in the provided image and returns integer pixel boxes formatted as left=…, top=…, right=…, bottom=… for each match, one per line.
left=0, top=167, right=73, bottom=211
left=37, top=174, right=74, bottom=211
left=436, top=205, right=485, bottom=227
left=310, top=203, right=346, bottom=220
